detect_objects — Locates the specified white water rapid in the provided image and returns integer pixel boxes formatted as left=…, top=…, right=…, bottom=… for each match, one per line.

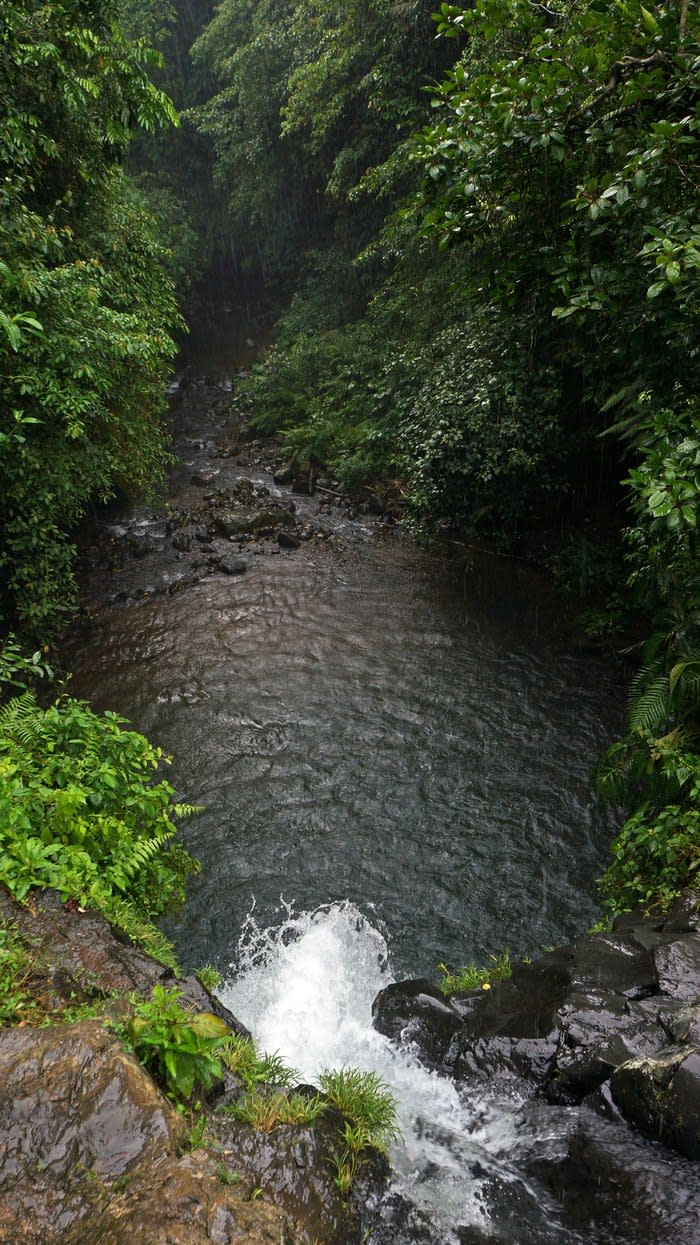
left=219, top=900, right=557, bottom=1243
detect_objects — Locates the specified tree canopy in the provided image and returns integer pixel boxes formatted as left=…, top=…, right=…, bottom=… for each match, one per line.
left=0, top=0, right=180, bottom=631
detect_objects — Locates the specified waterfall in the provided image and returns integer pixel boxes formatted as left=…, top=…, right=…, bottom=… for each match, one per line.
left=220, top=900, right=549, bottom=1243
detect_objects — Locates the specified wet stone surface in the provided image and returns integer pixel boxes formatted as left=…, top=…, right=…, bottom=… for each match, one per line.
left=0, top=887, right=391, bottom=1244
left=372, top=895, right=700, bottom=1242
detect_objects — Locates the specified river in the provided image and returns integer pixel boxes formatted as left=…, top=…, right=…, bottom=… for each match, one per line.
left=61, top=318, right=654, bottom=1244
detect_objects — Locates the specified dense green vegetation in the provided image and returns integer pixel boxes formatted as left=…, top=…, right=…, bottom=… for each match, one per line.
left=183, top=0, right=699, bottom=915
left=0, top=635, right=200, bottom=966
left=0, top=0, right=181, bottom=633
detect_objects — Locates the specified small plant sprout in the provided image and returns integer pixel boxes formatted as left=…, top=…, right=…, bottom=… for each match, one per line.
left=438, top=949, right=511, bottom=996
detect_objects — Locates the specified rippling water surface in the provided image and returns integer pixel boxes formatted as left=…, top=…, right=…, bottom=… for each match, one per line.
left=64, top=362, right=621, bottom=976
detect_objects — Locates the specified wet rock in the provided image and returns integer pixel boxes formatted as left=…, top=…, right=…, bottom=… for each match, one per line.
left=654, top=938, right=700, bottom=1002
left=372, top=979, right=463, bottom=1067
left=660, top=891, right=700, bottom=933
left=291, top=475, right=313, bottom=495
left=480, top=958, right=570, bottom=1034
left=213, top=1113, right=383, bottom=1245
left=0, top=888, right=169, bottom=998
left=277, top=531, right=300, bottom=550
left=611, top=1046, right=700, bottom=1159
left=214, top=506, right=289, bottom=540
left=127, top=536, right=156, bottom=559
left=565, top=932, right=658, bottom=999
left=658, top=1002, right=700, bottom=1045
left=167, top=573, right=199, bottom=595
left=547, top=990, right=662, bottom=1103
left=449, top=961, right=569, bottom=1084
left=456, top=1031, right=559, bottom=1084
left=172, top=531, right=193, bottom=552
left=215, top=510, right=257, bottom=538
left=0, top=1022, right=290, bottom=1245
left=530, top=1105, right=700, bottom=1244
left=210, top=556, right=247, bottom=576
left=272, top=463, right=295, bottom=485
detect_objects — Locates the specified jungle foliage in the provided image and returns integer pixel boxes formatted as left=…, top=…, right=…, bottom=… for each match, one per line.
left=0, top=643, right=200, bottom=965
left=2, top=0, right=698, bottom=923
left=0, top=0, right=181, bottom=633
left=185, top=0, right=700, bottom=914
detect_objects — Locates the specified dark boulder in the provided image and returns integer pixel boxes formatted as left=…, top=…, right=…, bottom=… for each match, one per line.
left=212, top=1113, right=386, bottom=1245
left=611, top=1046, right=700, bottom=1159
left=277, top=530, right=300, bottom=550
left=451, top=959, right=570, bottom=1084
left=653, top=938, right=700, bottom=1002
left=530, top=1102, right=700, bottom=1244
left=372, top=979, right=463, bottom=1068
left=546, top=990, right=663, bottom=1103
left=210, top=555, right=247, bottom=576
left=565, top=932, right=658, bottom=999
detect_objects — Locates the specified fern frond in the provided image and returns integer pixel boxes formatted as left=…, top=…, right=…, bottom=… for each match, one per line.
left=629, top=676, right=670, bottom=733
left=600, top=380, right=645, bottom=420
left=172, top=802, right=206, bottom=819
left=0, top=692, right=42, bottom=747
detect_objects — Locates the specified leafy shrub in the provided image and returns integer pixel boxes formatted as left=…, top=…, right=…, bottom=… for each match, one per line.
left=600, top=801, right=700, bottom=914
left=0, top=691, right=200, bottom=959
left=126, top=985, right=230, bottom=1100
left=0, top=634, right=53, bottom=697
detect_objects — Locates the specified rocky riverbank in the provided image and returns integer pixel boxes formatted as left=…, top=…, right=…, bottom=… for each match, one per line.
left=0, top=887, right=386, bottom=1245
left=71, top=371, right=399, bottom=621
left=373, top=893, right=700, bottom=1242
left=4, top=885, right=699, bottom=1245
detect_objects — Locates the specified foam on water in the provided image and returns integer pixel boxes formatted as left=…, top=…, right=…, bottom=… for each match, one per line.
left=220, top=900, right=532, bottom=1241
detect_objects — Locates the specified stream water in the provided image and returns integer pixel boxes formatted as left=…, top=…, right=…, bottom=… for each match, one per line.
left=61, top=319, right=680, bottom=1244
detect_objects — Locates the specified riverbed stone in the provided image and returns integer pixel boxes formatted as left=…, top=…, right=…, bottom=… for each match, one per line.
left=277, top=530, right=300, bottom=549
left=371, top=979, right=464, bottom=1067
left=610, top=1046, right=700, bottom=1159
left=210, top=555, right=248, bottom=576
